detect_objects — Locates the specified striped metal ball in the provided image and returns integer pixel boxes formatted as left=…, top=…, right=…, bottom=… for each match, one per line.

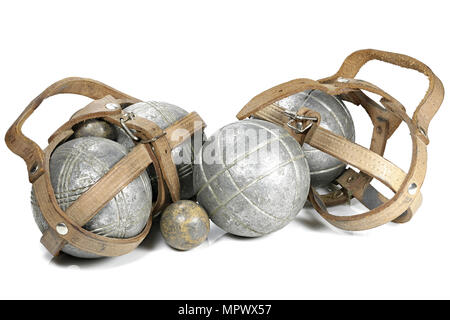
left=121, top=101, right=205, bottom=201
left=31, top=137, right=153, bottom=258
left=160, top=200, right=210, bottom=251
left=276, top=89, right=355, bottom=187
left=193, top=119, right=310, bottom=237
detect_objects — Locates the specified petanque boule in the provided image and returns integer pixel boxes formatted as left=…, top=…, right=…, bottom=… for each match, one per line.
left=193, top=119, right=310, bottom=237
left=160, top=200, right=210, bottom=250
left=72, top=118, right=118, bottom=141
left=122, top=101, right=205, bottom=201
left=276, top=89, right=355, bottom=187
left=31, top=136, right=153, bottom=258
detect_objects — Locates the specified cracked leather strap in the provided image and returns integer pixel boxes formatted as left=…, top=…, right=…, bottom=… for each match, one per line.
left=336, top=168, right=422, bottom=224
left=303, top=122, right=425, bottom=230
left=251, top=98, right=415, bottom=217
left=41, top=104, right=204, bottom=256
left=321, top=49, right=444, bottom=137
left=38, top=137, right=155, bottom=256
left=5, top=77, right=206, bottom=256
left=251, top=87, right=424, bottom=230
left=311, top=49, right=443, bottom=229
left=5, top=77, right=140, bottom=183
left=251, top=97, right=401, bottom=208
left=238, top=49, right=444, bottom=231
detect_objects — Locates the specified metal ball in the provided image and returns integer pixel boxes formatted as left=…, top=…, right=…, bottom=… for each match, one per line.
left=31, top=137, right=153, bottom=258
left=193, top=119, right=310, bottom=237
left=160, top=200, right=210, bottom=250
left=122, top=101, right=206, bottom=200
left=276, top=89, right=355, bottom=187
left=72, top=119, right=118, bottom=140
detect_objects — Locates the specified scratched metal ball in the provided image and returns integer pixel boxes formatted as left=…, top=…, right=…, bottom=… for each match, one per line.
left=31, top=137, right=153, bottom=258
left=122, top=101, right=205, bottom=200
left=72, top=119, right=118, bottom=140
left=276, top=89, right=355, bottom=187
left=160, top=200, right=210, bottom=250
left=193, top=119, right=310, bottom=237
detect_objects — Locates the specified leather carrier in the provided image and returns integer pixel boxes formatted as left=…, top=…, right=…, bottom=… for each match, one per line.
left=5, top=78, right=206, bottom=257
left=237, top=49, right=445, bottom=231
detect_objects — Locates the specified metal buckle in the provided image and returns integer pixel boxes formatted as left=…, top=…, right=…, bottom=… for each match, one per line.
left=327, top=182, right=352, bottom=204
left=120, top=112, right=167, bottom=144
left=120, top=112, right=140, bottom=141
left=284, top=110, right=318, bottom=134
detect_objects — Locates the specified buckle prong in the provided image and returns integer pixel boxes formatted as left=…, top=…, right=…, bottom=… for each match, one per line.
left=120, top=112, right=140, bottom=141
left=120, top=111, right=167, bottom=144
left=284, top=110, right=318, bottom=134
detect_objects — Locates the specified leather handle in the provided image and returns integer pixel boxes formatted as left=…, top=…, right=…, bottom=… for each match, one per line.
left=323, top=49, right=445, bottom=134
left=4, top=77, right=140, bottom=182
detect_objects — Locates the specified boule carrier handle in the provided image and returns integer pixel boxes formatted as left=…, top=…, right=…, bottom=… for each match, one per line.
left=238, top=49, right=444, bottom=230
left=5, top=77, right=140, bottom=183
left=5, top=77, right=205, bottom=256
left=321, top=49, right=444, bottom=138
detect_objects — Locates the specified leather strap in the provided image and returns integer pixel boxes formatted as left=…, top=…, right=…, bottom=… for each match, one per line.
left=321, top=49, right=444, bottom=136
left=5, top=77, right=140, bottom=183
left=5, top=77, right=206, bottom=256
left=39, top=140, right=154, bottom=256
left=238, top=49, right=444, bottom=231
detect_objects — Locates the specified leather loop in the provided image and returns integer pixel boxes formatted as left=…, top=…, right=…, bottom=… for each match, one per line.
left=5, top=77, right=140, bottom=182
left=321, top=49, right=445, bottom=134
left=5, top=78, right=206, bottom=257
left=237, top=49, right=444, bottom=231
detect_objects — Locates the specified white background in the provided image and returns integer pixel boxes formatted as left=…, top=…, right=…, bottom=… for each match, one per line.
left=0, top=0, right=449, bottom=299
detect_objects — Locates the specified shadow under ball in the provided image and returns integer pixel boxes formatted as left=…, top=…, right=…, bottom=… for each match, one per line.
left=276, top=89, right=355, bottom=187
left=193, top=119, right=310, bottom=237
left=160, top=200, right=210, bottom=251
left=31, top=137, right=153, bottom=258
left=121, top=101, right=206, bottom=201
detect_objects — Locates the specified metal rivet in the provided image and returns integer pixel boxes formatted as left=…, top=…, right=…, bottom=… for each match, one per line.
left=56, top=223, right=68, bottom=235
left=337, top=77, right=350, bottom=83
left=419, top=127, right=427, bottom=137
left=347, top=176, right=354, bottom=183
left=105, top=103, right=120, bottom=110
left=29, top=163, right=39, bottom=175
left=408, top=183, right=418, bottom=195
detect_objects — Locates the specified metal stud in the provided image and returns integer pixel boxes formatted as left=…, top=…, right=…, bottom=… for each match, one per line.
left=29, top=163, right=39, bottom=175
left=337, top=77, right=350, bottom=83
left=105, top=103, right=120, bottom=110
left=418, top=126, right=428, bottom=138
left=56, top=223, right=68, bottom=235
left=408, top=182, right=418, bottom=195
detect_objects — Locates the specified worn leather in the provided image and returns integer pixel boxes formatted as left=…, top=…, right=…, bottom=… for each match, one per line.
left=5, top=77, right=206, bottom=256
left=237, top=49, right=444, bottom=231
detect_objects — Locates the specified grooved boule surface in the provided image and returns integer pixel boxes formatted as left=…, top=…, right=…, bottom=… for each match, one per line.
left=193, top=119, right=310, bottom=237
left=31, top=137, right=153, bottom=258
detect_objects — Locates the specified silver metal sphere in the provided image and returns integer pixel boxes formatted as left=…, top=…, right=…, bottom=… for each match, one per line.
left=72, top=119, right=118, bottom=141
left=276, top=89, right=355, bottom=187
left=122, top=101, right=205, bottom=200
left=193, top=119, right=310, bottom=237
left=31, top=137, right=153, bottom=258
